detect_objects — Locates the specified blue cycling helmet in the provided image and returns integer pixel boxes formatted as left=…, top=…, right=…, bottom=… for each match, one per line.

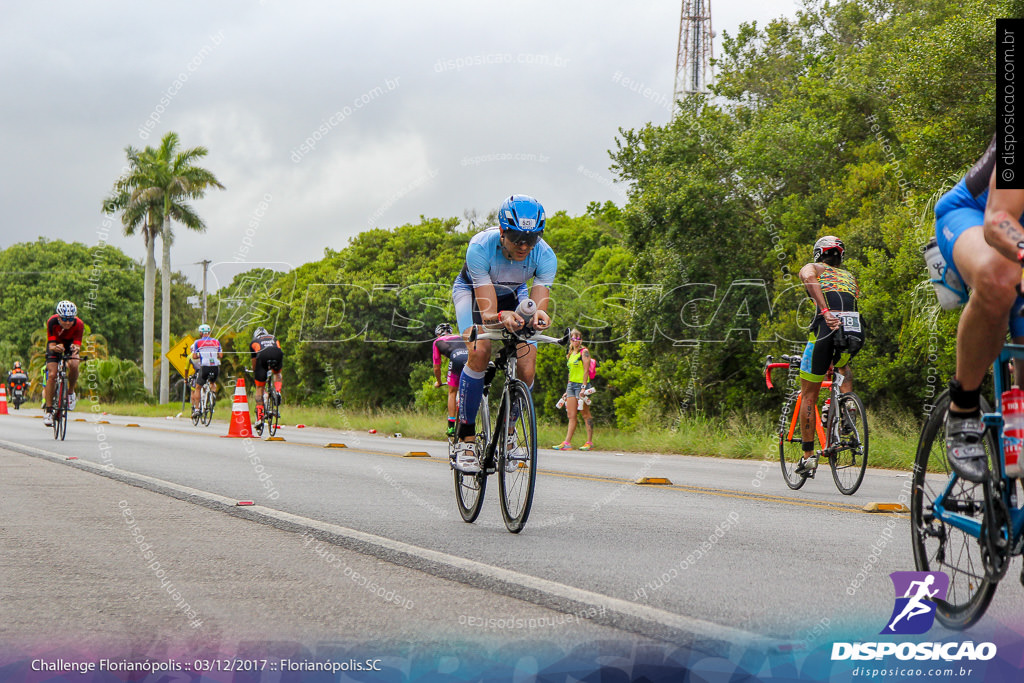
left=498, top=195, right=545, bottom=233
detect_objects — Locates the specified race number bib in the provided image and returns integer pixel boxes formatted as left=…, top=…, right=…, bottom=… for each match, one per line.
left=837, top=311, right=861, bottom=333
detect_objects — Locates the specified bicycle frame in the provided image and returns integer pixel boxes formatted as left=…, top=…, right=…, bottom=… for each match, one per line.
left=765, top=359, right=830, bottom=450
left=931, top=343, right=1024, bottom=544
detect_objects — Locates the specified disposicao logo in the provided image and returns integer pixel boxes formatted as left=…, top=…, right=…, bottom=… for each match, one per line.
left=881, top=571, right=949, bottom=635
left=831, top=571, right=997, bottom=663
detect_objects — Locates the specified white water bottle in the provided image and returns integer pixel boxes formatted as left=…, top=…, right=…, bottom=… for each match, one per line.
left=924, top=238, right=967, bottom=310
left=515, top=298, right=537, bottom=324
left=1003, top=387, right=1024, bottom=478
left=556, top=395, right=567, bottom=409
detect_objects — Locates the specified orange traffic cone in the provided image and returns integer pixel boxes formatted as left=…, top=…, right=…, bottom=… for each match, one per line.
left=0, top=385, right=7, bottom=415
left=223, top=378, right=252, bottom=438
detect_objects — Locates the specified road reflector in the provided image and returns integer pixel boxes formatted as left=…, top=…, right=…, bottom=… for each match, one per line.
left=66, top=456, right=79, bottom=460
left=404, top=451, right=430, bottom=457
left=125, top=423, right=140, bottom=427
left=325, top=443, right=347, bottom=448
left=236, top=501, right=254, bottom=506
left=636, top=477, right=673, bottom=485
left=98, top=420, right=110, bottom=424
left=267, top=436, right=285, bottom=442
left=863, top=502, right=910, bottom=513
left=74, top=418, right=86, bottom=422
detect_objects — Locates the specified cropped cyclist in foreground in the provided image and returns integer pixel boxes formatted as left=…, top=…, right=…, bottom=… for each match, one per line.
left=450, top=194, right=557, bottom=473
left=935, top=136, right=1024, bottom=482
left=795, top=237, right=864, bottom=474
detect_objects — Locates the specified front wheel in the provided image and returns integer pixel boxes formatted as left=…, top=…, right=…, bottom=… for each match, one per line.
left=779, top=396, right=808, bottom=490
left=498, top=381, right=538, bottom=533
left=268, top=394, right=279, bottom=437
left=829, top=391, right=868, bottom=495
left=53, top=377, right=66, bottom=440
left=910, top=390, right=997, bottom=630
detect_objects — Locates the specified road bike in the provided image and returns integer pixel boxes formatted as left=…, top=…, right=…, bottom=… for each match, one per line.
left=51, top=351, right=73, bottom=441
left=911, top=342, right=1024, bottom=629
left=452, top=323, right=568, bottom=533
left=764, top=349, right=869, bottom=495
left=191, top=372, right=216, bottom=427
left=254, top=378, right=281, bottom=438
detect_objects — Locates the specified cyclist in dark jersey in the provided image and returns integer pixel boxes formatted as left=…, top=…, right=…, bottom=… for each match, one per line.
left=250, top=327, right=284, bottom=424
left=795, top=237, right=864, bottom=474
left=43, top=300, right=84, bottom=426
left=934, top=135, right=1024, bottom=482
left=432, top=323, right=468, bottom=436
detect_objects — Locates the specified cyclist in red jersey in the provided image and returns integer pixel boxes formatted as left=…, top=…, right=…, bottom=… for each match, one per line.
left=43, top=300, right=83, bottom=426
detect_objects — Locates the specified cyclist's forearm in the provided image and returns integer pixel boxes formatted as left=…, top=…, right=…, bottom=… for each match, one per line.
left=529, top=285, right=550, bottom=311
left=984, top=210, right=1024, bottom=262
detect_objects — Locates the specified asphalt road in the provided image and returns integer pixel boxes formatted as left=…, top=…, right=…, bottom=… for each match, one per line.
left=2, top=406, right=1022, bottom=663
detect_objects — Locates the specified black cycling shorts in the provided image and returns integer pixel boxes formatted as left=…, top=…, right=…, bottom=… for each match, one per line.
left=195, top=366, right=220, bottom=386
left=254, top=347, right=284, bottom=385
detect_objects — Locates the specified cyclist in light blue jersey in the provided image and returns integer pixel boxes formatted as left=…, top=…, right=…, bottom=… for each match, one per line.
left=451, top=194, right=557, bottom=473
left=935, top=136, right=1024, bottom=482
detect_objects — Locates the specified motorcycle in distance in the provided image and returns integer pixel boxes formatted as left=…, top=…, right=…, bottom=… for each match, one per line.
left=8, top=372, right=28, bottom=409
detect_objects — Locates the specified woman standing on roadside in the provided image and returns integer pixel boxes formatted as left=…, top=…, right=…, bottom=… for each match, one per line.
left=553, top=329, right=595, bottom=451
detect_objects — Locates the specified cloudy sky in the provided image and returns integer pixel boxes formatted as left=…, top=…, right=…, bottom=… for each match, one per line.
left=0, top=0, right=799, bottom=291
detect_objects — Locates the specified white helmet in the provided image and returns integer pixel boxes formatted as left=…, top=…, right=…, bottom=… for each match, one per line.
left=56, top=300, right=77, bottom=320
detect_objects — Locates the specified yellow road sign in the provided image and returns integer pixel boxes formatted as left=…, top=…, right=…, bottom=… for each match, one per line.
left=166, top=334, right=196, bottom=379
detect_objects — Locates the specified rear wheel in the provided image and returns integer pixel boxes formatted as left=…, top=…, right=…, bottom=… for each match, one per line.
left=910, top=390, right=997, bottom=630
left=499, top=381, right=538, bottom=533
left=829, top=391, right=869, bottom=495
left=779, top=396, right=809, bottom=490
left=454, top=395, right=490, bottom=523
left=201, top=388, right=214, bottom=427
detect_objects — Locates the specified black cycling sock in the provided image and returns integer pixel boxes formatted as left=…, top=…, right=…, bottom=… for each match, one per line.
left=457, top=422, right=475, bottom=440
left=802, top=441, right=814, bottom=454
left=948, top=378, right=981, bottom=415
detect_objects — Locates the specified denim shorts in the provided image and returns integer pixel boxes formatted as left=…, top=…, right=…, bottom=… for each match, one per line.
left=565, top=381, right=585, bottom=398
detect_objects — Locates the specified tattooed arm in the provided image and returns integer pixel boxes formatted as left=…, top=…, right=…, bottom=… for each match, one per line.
left=983, top=172, right=1024, bottom=262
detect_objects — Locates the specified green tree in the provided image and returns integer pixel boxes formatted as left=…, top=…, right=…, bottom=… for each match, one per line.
left=103, top=132, right=224, bottom=403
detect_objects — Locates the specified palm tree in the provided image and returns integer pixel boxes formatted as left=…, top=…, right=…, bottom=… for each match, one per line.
left=152, top=133, right=224, bottom=403
left=102, top=147, right=162, bottom=395
left=103, top=132, right=224, bottom=402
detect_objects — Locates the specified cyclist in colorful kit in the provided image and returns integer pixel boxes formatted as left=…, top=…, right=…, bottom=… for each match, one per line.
left=43, top=300, right=83, bottom=426
left=250, top=327, right=283, bottom=424
left=934, top=135, right=1024, bottom=482
left=795, top=237, right=864, bottom=474
left=451, top=194, right=557, bottom=473
left=190, top=324, right=222, bottom=418
left=432, top=322, right=468, bottom=437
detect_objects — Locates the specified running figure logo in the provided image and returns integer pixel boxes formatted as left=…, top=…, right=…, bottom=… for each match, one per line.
left=881, top=571, right=949, bottom=635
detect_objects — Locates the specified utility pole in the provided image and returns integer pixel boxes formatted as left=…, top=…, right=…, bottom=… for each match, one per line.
left=196, top=259, right=211, bottom=324
left=674, top=0, right=714, bottom=107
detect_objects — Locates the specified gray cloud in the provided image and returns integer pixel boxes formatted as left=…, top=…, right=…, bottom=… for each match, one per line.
left=0, top=0, right=798, bottom=285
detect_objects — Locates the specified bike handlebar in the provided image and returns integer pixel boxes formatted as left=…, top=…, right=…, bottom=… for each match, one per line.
left=763, top=354, right=801, bottom=389
left=469, top=324, right=570, bottom=346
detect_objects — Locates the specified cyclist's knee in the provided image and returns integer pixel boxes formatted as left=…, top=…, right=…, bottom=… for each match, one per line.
left=964, top=259, right=1019, bottom=309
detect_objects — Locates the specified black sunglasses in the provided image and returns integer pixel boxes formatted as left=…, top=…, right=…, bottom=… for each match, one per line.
left=504, top=229, right=542, bottom=246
